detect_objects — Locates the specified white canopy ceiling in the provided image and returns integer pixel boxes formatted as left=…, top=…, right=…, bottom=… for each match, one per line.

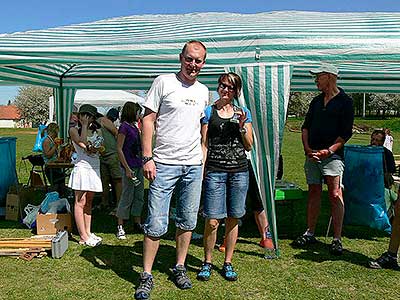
left=73, top=89, right=144, bottom=107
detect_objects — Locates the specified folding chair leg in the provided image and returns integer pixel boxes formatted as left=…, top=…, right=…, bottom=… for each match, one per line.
left=41, top=166, right=48, bottom=192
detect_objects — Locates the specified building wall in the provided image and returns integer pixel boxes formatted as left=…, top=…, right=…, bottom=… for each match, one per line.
left=0, top=119, right=16, bottom=128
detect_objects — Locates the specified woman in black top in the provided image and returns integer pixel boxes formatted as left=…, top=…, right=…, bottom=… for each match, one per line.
left=197, top=73, right=253, bottom=281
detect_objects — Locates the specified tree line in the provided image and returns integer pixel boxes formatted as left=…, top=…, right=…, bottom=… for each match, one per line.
left=7, top=86, right=400, bottom=124
left=288, top=92, right=400, bottom=118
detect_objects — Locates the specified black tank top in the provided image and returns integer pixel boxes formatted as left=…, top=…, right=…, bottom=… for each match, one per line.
left=206, top=105, right=248, bottom=172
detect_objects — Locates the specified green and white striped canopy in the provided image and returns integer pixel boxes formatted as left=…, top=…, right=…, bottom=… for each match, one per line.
left=1, top=11, right=400, bottom=254
left=0, top=11, right=400, bottom=91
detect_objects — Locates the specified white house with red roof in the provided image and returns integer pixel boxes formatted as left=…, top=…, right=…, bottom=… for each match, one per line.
left=0, top=105, right=23, bottom=128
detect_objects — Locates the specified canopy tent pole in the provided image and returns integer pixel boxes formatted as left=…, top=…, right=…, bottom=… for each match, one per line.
left=49, top=96, right=54, bottom=123
left=363, top=93, right=366, bottom=118
left=54, top=64, right=78, bottom=139
left=54, top=87, right=76, bottom=139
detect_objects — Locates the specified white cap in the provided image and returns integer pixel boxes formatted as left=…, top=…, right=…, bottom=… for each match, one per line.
left=309, top=63, right=339, bottom=76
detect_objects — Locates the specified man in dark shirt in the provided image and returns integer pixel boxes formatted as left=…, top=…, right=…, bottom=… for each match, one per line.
left=293, top=63, right=354, bottom=255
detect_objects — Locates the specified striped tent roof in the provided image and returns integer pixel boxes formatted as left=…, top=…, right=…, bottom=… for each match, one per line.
left=0, top=11, right=400, bottom=92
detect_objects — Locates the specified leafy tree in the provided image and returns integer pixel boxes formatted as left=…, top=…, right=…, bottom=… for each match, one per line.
left=287, top=92, right=318, bottom=117
left=369, top=93, right=400, bottom=118
left=14, top=86, right=52, bottom=125
left=390, top=94, right=400, bottom=116
left=350, top=93, right=379, bottom=117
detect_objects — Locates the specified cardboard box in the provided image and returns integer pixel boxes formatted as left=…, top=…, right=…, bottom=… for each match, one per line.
left=36, top=213, right=72, bottom=235
left=5, top=193, right=19, bottom=221
left=18, top=187, right=46, bottom=219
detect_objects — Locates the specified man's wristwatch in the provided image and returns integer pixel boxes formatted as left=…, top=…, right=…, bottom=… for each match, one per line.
left=142, top=156, right=153, bottom=165
left=239, top=127, right=247, bottom=134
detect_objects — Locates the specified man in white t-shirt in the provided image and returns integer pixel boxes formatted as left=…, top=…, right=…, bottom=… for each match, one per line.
left=135, top=40, right=209, bottom=300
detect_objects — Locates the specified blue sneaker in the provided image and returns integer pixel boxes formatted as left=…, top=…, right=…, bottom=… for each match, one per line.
left=222, top=263, right=238, bottom=281
left=197, top=262, right=212, bottom=281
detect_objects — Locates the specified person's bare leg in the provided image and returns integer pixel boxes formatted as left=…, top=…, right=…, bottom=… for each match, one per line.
left=306, top=184, right=323, bottom=234
left=176, top=228, right=192, bottom=266
left=326, top=176, right=344, bottom=239
left=83, top=191, right=94, bottom=236
left=254, top=210, right=269, bottom=239
left=203, top=219, right=219, bottom=263
left=143, top=235, right=161, bottom=273
left=388, top=197, right=400, bottom=254
left=224, top=217, right=239, bottom=263
left=74, top=191, right=89, bottom=242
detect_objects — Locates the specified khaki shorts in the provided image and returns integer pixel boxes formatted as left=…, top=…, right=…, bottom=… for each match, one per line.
left=100, top=153, right=122, bottom=181
left=304, top=154, right=344, bottom=185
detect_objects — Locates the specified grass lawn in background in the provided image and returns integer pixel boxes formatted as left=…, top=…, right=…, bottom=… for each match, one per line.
left=0, top=122, right=399, bottom=300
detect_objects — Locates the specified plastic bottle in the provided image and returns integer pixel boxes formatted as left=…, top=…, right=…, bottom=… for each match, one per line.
left=230, top=106, right=241, bottom=123
left=263, top=227, right=276, bottom=259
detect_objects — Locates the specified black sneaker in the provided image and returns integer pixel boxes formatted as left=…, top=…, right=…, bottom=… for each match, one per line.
left=369, top=252, right=399, bottom=270
left=330, top=239, right=343, bottom=256
left=134, top=272, right=154, bottom=300
left=133, top=223, right=144, bottom=233
left=222, top=263, right=238, bottom=281
left=293, top=234, right=317, bottom=248
left=172, top=265, right=192, bottom=289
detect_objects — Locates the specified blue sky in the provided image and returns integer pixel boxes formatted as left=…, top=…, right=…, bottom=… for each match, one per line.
left=1, top=0, right=399, bottom=104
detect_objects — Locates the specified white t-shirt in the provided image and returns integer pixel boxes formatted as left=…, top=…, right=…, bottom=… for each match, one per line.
left=144, top=73, right=209, bottom=165
left=384, top=135, right=394, bottom=152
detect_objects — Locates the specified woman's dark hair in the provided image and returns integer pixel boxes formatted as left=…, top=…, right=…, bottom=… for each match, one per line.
left=217, top=72, right=242, bottom=100
left=106, top=108, right=119, bottom=122
left=371, top=129, right=386, bottom=140
left=121, top=101, right=141, bottom=123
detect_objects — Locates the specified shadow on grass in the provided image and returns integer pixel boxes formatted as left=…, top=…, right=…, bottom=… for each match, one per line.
left=291, top=241, right=372, bottom=268
left=80, top=243, right=141, bottom=284
left=235, top=247, right=267, bottom=259
left=0, top=219, right=27, bottom=229
left=79, top=240, right=203, bottom=288
left=343, top=225, right=390, bottom=240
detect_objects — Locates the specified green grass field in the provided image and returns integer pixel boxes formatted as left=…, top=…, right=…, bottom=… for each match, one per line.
left=0, top=122, right=399, bottom=300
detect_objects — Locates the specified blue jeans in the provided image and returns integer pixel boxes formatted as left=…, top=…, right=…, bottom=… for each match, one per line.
left=143, top=162, right=202, bottom=237
left=203, top=171, right=249, bottom=219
